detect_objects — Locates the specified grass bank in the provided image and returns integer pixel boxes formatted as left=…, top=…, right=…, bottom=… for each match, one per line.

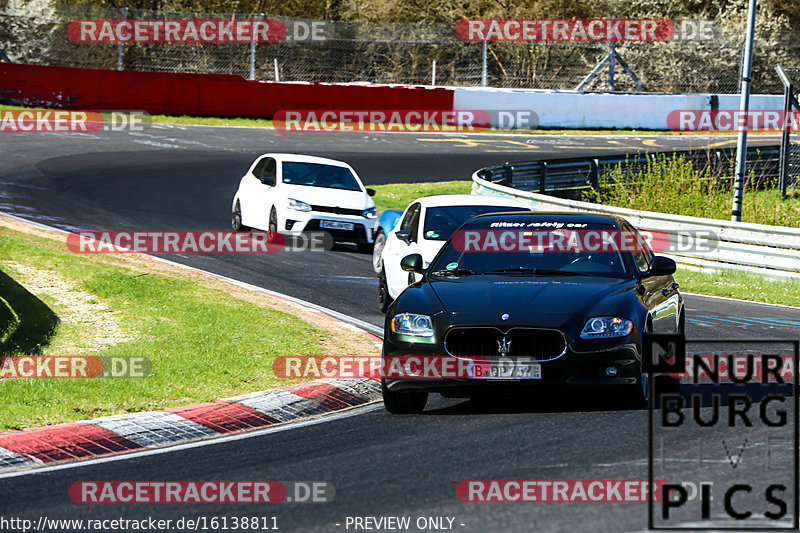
left=0, top=222, right=376, bottom=431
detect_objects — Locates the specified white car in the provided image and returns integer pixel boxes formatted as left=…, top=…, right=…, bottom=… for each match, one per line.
left=231, top=153, right=377, bottom=251
left=376, top=194, right=529, bottom=311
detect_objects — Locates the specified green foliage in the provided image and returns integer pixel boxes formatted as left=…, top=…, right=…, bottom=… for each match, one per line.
left=584, top=153, right=800, bottom=227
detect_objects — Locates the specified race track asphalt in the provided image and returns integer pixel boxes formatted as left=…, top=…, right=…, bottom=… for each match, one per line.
left=1, top=126, right=798, bottom=532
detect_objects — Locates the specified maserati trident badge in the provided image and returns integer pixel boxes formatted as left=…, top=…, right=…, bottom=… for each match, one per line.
left=497, top=336, right=512, bottom=357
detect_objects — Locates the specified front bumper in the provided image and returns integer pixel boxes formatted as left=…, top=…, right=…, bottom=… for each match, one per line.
left=382, top=338, right=642, bottom=395
left=286, top=212, right=376, bottom=244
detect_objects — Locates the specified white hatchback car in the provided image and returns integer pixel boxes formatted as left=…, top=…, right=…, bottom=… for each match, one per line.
left=232, top=153, right=377, bottom=251
left=377, top=194, right=529, bottom=311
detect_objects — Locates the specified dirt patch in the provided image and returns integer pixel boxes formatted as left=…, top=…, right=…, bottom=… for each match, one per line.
left=0, top=260, right=134, bottom=353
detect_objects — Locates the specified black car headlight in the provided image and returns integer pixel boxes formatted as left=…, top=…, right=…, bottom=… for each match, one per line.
left=391, top=313, right=434, bottom=337
left=580, top=317, right=633, bottom=339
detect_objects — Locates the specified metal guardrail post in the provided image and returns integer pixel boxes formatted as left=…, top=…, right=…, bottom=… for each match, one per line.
left=503, top=163, right=513, bottom=185
left=117, top=7, right=128, bottom=71
left=590, top=159, right=600, bottom=189
left=481, top=41, right=488, bottom=87
left=249, top=13, right=263, bottom=81
left=539, top=162, right=548, bottom=193
left=776, top=64, right=797, bottom=198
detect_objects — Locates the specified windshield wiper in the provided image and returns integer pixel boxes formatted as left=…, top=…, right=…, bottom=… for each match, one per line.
left=429, top=268, right=480, bottom=277
left=486, top=268, right=589, bottom=276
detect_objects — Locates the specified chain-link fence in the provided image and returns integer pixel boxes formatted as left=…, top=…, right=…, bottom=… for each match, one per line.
left=3, top=3, right=800, bottom=93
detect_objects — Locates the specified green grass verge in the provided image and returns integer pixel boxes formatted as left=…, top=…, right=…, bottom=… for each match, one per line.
left=0, top=294, right=20, bottom=347
left=0, top=226, right=328, bottom=431
left=371, top=180, right=473, bottom=212
left=676, top=267, right=800, bottom=308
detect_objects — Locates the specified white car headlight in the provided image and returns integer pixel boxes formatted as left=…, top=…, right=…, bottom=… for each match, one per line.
left=288, top=198, right=312, bottom=212
left=580, top=317, right=634, bottom=339
left=391, top=313, right=434, bottom=337
left=363, top=207, right=377, bottom=219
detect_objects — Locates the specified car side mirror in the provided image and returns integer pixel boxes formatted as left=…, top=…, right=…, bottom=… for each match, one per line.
left=401, top=253, right=424, bottom=273
left=646, top=256, right=676, bottom=277
left=395, top=229, right=413, bottom=244
left=366, top=187, right=376, bottom=197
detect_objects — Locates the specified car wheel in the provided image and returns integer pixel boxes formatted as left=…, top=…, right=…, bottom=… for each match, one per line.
left=622, top=323, right=651, bottom=408
left=381, top=379, right=427, bottom=414
left=372, top=232, right=386, bottom=274
left=655, top=312, right=685, bottom=395
left=232, top=201, right=249, bottom=231
left=378, top=269, right=391, bottom=313
left=268, top=208, right=278, bottom=233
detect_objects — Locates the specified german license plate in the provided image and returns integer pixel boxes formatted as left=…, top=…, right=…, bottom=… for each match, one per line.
left=320, top=220, right=354, bottom=230
left=476, top=361, right=541, bottom=380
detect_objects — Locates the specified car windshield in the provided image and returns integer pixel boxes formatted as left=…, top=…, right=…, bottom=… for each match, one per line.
left=422, top=205, right=528, bottom=241
left=429, top=219, right=634, bottom=279
left=282, top=162, right=362, bottom=191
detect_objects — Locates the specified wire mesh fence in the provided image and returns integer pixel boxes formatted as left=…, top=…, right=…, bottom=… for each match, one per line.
left=2, top=3, right=800, bottom=93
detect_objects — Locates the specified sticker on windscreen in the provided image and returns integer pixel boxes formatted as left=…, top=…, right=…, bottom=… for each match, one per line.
left=446, top=262, right=459, bottom=270
left=426, top=230, right=439, bottom=238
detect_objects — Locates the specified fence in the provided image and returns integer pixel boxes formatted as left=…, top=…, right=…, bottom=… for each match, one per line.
left=3, top=3, right=800, bottom=93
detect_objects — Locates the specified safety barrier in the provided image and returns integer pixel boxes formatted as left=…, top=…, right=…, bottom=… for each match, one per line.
left=476, top=146, right=786, bottom=193
left=472, top=166, right=800, bottom=279
left=0, top=63, right=454, bottom=118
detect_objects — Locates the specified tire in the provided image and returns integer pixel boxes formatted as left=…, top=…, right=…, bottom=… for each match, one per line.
left=372, top=231, right=386, bottom=274
left=268, top=208, right=278, bottom=233
left=232, top=201, right=250, bottom=231
left=656, top=311, right=685, bottom=395
left=381, top=379, right=427, bottom=414
left=378, top=269, right=391, bottom=313
left=621, top=323, right=651, bottom=408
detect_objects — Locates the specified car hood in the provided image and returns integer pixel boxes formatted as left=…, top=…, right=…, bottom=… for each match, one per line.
left=429, top=275, right=632, bottom=318
left=282, top=184, right=373, bottom=210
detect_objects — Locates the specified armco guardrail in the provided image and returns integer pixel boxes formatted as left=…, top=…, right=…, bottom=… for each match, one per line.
left=472, top=168, right=800, bottom=279
left=476, top=146, right=784, bottom=193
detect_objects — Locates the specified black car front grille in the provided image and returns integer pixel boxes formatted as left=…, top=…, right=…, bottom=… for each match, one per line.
left=310, top=205, right=364, bottom=216
left=444, top=327, right=567, bottom=362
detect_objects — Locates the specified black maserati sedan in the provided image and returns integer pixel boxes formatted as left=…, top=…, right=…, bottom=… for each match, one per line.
left=381, top=211, right=683, bottom=413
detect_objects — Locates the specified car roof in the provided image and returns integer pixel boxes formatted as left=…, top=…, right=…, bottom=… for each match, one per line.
left=464, top=210, right=626, bottom=226
left=412, top=194, right=528, bottom=209
left=258, top=153, right=353, bottom=168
